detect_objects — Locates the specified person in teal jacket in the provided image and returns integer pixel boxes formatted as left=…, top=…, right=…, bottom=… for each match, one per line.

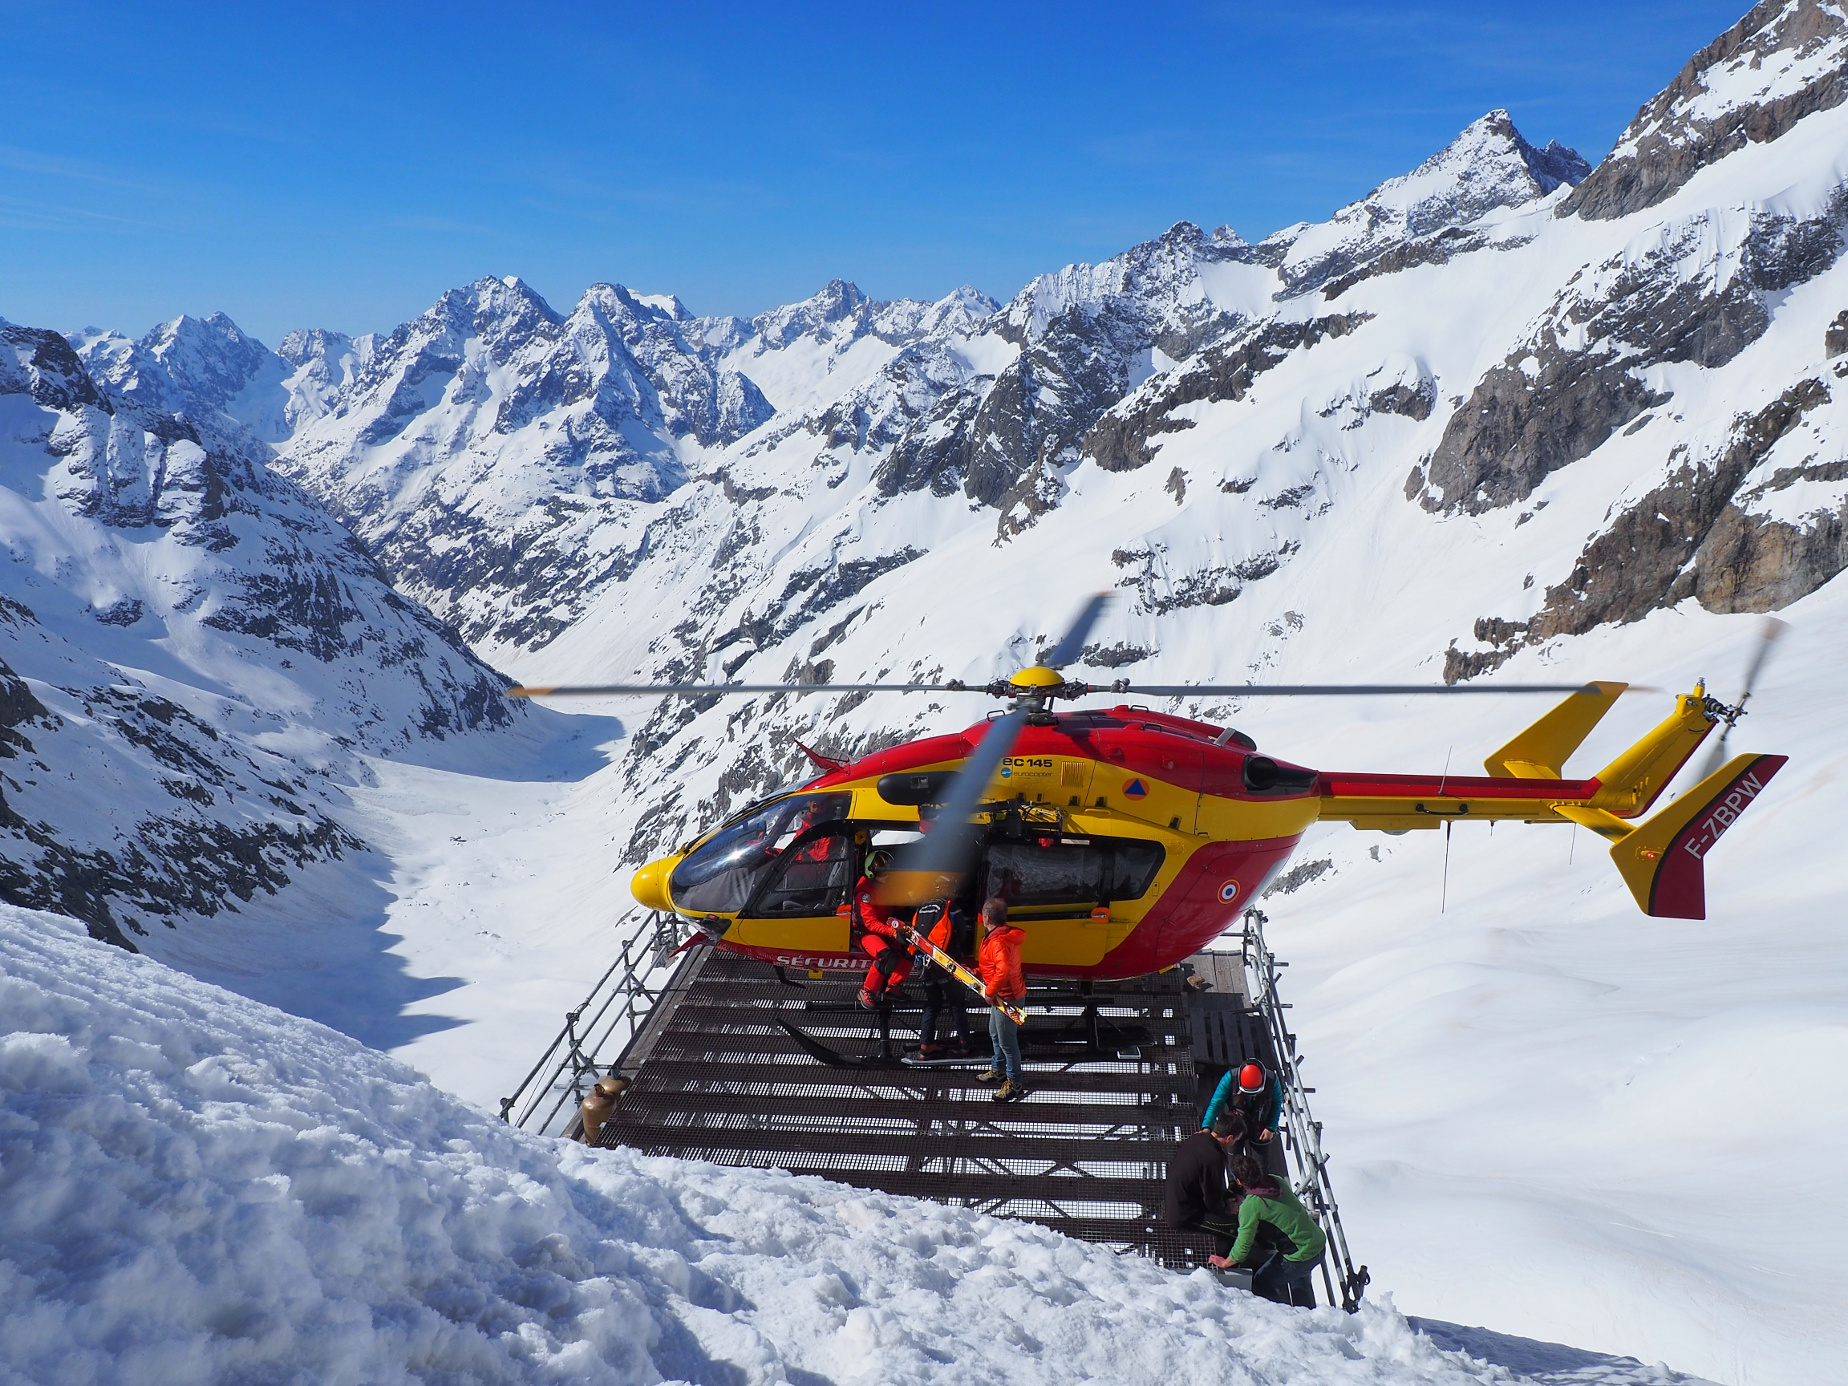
left=1211, top=1154, right=1327, bottom=1308
left=1204, top=1060, right=1286, bottom=1173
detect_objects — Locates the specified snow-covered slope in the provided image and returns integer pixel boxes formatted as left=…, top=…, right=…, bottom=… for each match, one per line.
left=0, top=901, right=1703, bottom=1386
left=0, top=317, right=519, bottom=959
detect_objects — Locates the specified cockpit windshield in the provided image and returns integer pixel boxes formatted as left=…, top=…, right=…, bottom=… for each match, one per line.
left=669, top=792, right=854, bottom=914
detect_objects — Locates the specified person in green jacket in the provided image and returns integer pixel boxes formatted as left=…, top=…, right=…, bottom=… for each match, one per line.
left=1210, top=1154, right=1327, bottom=1308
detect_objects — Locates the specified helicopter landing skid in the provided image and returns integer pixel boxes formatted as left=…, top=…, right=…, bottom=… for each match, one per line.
left=777, top=1020, right=910, bottom=1071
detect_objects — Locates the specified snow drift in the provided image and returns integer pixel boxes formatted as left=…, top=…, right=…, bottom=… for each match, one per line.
left=2, top=902, right=1560, bottom=1386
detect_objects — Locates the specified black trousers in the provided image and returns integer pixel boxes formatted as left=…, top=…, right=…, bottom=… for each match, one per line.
left=1174, top=1212, right=1239, bottom=1258
left=920, top=972, right=972, bottom=1045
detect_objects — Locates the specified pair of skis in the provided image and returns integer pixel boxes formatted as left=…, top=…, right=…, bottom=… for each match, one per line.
left=891, top=920, right=1026, bottom=1026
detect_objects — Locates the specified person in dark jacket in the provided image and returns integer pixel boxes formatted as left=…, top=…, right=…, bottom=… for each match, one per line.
left=1214, top=1154, right=1328, bottom=1307
left=1204, top=1059, right=1288, bottom=1176
left=1164, top=1113, right=1246, bottom=1257
left=912, top=896, right=976, bottom=1058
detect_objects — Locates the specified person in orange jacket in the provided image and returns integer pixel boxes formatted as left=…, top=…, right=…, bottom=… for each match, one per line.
left=976, top=898, right=1028, bottom=1102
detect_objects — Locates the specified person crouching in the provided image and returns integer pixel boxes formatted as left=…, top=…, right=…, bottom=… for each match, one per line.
left=1164, top=1113, right=1246, bottom=1260
left=975, top=898, right=1027, bottom=1102
left=1214, top=1154, right=1327, bottom=1307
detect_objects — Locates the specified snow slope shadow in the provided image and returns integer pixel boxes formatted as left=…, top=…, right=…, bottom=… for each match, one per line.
left=1411, top=1319, right=1716, bottom=1385
left=149, top=845, right=470, bottom=1052
left=378, top=706, right=626, bottom=783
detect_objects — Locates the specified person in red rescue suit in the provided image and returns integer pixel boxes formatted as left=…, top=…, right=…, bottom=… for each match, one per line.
left=976, top=898, right=1028, bottom=1102
left=854, top=850, right=913, bottom=1009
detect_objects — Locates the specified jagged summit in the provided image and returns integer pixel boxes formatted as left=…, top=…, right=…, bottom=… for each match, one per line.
left=1263, top=110, right=1589, bottom=296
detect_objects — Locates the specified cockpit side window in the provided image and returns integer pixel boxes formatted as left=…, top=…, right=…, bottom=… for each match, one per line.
left=669, top=792, right=853, bottom=914
left=741, top=826, right=857, bottom=917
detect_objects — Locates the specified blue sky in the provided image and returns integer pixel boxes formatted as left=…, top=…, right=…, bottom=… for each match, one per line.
left=1, top=1, right=1748, bottom=343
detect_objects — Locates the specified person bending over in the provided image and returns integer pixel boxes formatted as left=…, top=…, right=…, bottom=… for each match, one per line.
left=1164, top=1114, right=1246, bottom=1260
left=1204, top=1059, right=1288, bottom=1175
left=1214, top=1154, right=1328, bottom=1308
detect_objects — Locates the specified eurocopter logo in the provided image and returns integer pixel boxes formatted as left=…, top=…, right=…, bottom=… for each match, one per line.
left=1122, top=778, right=1149, bottom=799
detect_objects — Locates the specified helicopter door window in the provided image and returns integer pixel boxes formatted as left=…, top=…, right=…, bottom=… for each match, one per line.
left=669, top=792, right=854, bottom=914
left=982, top=837, right=1165, bottom=906
left=742, top=827, right=858, bottom=916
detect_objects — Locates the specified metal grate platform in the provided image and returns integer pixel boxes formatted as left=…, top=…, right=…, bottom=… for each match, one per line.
left=593, top=948, right=1273, bottom=1267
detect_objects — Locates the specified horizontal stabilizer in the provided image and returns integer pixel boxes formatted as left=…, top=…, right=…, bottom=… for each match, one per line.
left=1485, top=681, right=1626, bottom=779
left=1610, top=754, right=1787, bottom=919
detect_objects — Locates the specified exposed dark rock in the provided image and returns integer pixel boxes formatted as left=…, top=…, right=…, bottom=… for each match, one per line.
left=1368, top=376, right=1437, bottom=421
left=1, top=325, right=110, bottom=413
left=1263, top=857, right=1333, bottom=897
left=1449, top=380, right=1834, bottom=677
left=1561, top=0, right=1848, bottom=222
left=1827, top=310, right=1848, bottom=357
left=1421, top=206, right=1844, bottom=514
left=1113, top=544, right=1300, bottom=615
left=1690, top=453, right=1848, bottom=611
left=1079, top=642, right=1152, bottom=668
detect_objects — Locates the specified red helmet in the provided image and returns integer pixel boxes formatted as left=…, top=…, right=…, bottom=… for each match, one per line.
left=1238, top=1062, right=1266, bottom=1093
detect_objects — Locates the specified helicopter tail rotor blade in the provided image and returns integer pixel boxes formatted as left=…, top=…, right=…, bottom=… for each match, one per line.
left=876, top=710, right=1028, bottom=908
left=1040, top=593, right=1112, bottom=670
left=1693, top=616, right=1790, bottom=783
left=1737, top=616, right=1789, bottom=706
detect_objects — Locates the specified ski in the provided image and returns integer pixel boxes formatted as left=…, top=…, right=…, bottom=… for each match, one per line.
left=892, top=921, right=1027, bottom=1025
left=899, top=1053, right=992, bottom=1068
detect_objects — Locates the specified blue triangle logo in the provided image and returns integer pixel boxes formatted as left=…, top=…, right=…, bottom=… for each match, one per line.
left=1123, top=778, right=1148, bottom=799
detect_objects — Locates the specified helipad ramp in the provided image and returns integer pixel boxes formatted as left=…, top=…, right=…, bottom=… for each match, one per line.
left=588, top=948, right=1269, bottom=1267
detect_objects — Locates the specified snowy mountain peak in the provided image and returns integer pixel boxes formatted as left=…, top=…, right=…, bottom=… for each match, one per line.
left=1563, top=0, right=1848, bottom=219
left=276, top=326, right=354, bottom=368
left=140, top=311, right=279, bottom=419
left=1312, top=108, right=1585, bottom=241
left=1263, top=110, right=1587, bottom=296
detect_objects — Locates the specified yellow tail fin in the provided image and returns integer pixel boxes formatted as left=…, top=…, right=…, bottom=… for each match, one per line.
left=1608, top=754, right=1788, bottom=918
left=1484, top=681, right=1627, bottom=778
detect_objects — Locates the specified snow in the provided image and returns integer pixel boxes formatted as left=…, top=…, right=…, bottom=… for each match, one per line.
left=1, top=901, right=1684, bottom=1386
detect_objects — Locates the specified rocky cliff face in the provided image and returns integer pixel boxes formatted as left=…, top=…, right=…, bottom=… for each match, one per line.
left=1561, top=0, right=1848, bottom=221
left=0, top=317, right=518, bottom=946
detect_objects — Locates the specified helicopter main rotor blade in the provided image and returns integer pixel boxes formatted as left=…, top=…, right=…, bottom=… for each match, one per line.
left=508, top=682, right=962, bottom=698
left=1041, top=592, right=1112, bottom=669
left=877, top=710, right=1028, bottom=909
left=1115, top=682, right=1600, bottom=697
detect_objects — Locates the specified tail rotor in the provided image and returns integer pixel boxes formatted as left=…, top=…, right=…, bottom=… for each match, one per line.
left=1694, top=617, right=1788, bottom=783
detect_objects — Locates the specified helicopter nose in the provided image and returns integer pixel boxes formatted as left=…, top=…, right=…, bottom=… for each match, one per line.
left=630, top=856, right=680, bottom=912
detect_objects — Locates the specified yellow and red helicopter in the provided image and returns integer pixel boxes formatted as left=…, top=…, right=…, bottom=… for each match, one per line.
left=513, top=599, right=1787, bottom=982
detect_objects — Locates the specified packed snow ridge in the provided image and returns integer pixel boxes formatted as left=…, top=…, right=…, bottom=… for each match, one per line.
left=1, top=903, right=1629, bottom=1386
